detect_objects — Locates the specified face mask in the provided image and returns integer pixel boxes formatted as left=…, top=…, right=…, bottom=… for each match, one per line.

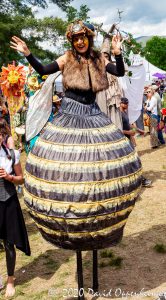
left=73, top=35, right=89, bottom=47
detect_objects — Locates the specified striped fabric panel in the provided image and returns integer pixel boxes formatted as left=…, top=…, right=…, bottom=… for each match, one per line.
left=28, top=150, right=138, bottom=168
left=25, top=173, right=141, bottom=202
left=37, top=218, right=127, bottom=237
left=41, top=122, right=123, bottom=144
left=29, top=205, right=134, bottom=233
left=32, top=137, right=134, bottom=162
left=25, top=167, right=142, bottom=188
left=26, top=151, right=141, bottom=182
left=24, top=168, right=142, bottom=202
left=52, top=112, right=112, bottom=128
left=32, top=218, right=127, bottom=250
left=39, top=226, right=125, bottom=250
left=24, top=97, right=142, bottom=250
left=37, top=135, right=128, bottom=149
left=46, top=122, right=116, bottom=133
left=24, top=185, right=141, bottom=218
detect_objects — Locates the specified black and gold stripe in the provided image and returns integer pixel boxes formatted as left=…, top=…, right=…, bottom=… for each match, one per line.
left=24, top=97, right=142, bottom=250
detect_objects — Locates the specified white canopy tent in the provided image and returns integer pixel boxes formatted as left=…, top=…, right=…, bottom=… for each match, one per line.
left=142, top=57, right=166, bottom=82
left=119, top=54, right=165, bottom=124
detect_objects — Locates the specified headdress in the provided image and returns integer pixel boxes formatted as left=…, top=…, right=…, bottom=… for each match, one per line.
left=66, top=20, right=95, bottom=42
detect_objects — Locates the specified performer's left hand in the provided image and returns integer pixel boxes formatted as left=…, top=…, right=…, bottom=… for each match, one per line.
left=111, top=34, right=123, bottom=55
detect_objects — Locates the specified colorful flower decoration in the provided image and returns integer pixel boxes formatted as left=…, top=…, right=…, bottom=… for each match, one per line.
left=0, top=63, right=26, bottom=98
left=0, top=63, right=27, bottom=139
left=27, top=74, right=41, bottom=92
left=25, top=72, right=48, bottom=98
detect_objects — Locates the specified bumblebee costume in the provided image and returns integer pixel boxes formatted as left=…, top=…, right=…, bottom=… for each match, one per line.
left=24, top=20, right=142, bottom=250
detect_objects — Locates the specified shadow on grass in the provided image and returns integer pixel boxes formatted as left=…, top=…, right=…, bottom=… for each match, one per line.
left=138, top=145, right=165, bottom=157
left=142, top=170, right=166, bottom=183
left=72, top=224, right=166, bottom=299
left=15, top=248, right=73, bottom=286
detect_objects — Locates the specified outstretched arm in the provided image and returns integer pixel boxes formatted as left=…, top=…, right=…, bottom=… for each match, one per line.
left=10, top=36, right=65, bottom=75
left=105, top=55, right=125, bottom=77
left=24, top=53, right=60, bottom=76
left=104, top=34, right=125, bottom=77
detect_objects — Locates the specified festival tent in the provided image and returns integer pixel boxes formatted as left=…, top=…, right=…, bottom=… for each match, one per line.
left=119, top=64, right=146, bottom=124
left=142, top=58, right=166, bottom=81
left=119, top=54, right=165, bottom=124
left=118, top=54, right=146, bottom=123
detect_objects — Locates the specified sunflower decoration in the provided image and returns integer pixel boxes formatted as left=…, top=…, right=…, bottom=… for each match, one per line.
left=0, top=63, right=26, bottom=138
left=0, top=63, right=26, bottom=98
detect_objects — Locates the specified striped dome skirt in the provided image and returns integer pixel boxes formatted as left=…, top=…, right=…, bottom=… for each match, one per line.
left=24, top=97, right=142, bottom=250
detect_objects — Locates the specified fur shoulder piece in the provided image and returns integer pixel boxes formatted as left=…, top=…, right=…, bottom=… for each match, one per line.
left=62, top=50, right=109, bottom=92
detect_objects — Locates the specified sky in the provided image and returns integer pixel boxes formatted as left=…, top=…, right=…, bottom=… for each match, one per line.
left=35, top=0, right=166, bottom=38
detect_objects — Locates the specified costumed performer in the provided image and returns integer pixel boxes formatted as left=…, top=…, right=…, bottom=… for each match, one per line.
left=96, top=34, right=123, bottom=130
left=10, top=20, right=142, bottom=295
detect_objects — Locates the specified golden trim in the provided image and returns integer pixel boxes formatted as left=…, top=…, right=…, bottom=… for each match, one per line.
left=38, top=136, right=126, bottom=147
left=24, top=186, right=141, bottom=208
left=29, top=205, right=134, bottom=223
left=46, top=122, right=115, bottom=133
left=28, top=149, right=138, bottom=167
left=36, top=218, right=127, bottom=237
left=25, top=167, right=142, bottom=185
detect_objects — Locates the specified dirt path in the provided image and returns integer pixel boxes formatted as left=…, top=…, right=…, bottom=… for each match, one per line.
left=0, top=133, right=166, bottom=300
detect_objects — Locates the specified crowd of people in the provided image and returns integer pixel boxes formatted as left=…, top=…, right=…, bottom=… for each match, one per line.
left=143, top=82, right=166, bottom=149
left=0, top=19, right=166, bottom=299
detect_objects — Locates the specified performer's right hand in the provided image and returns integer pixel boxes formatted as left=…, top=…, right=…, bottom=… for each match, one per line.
left=10, top=36, right=30, bottom=56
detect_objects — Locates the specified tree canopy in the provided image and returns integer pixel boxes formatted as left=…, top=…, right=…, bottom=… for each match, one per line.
left=0, top=0, right=73, bottom=66
left=0, top=1, right=165, bottom=71
left=66, top=4, right=90, bottom=23
left=0, top=0, right=92, bottom=66
left=144, top=36, right=166, bottom=71
left=0, top=0, right=72, bottom=13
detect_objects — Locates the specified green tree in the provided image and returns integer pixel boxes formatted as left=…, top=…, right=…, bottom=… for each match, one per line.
left=66, top=4, right=90, bottom=22
left=0, top=0, right=72, bottom=66
left=123, top=33, right=144, bottom=65
left=0, top=0, right=91, bottom=67
left=144, top=36, right=166, bottom=71
left=0, top=0, right=72, bottom=13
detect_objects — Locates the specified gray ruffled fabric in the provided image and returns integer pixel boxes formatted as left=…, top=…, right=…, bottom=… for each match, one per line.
left=24, top=97, right=142, bottom=250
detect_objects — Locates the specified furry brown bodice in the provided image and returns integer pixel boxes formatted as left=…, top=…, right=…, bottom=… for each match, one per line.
left=62, top=50, right=109, bottom=93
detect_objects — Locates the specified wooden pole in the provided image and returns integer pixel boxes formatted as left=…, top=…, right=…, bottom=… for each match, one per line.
left=92, top=250, right=99, bottom=292
left=76, top=251, right=85, bottom=300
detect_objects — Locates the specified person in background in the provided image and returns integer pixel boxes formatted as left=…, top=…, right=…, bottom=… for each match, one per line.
left=159, top=80, right=165, bottom=98
left=151, top=84, right=165, bottom=145
left=145, top=87, right=158, bottom=149
left=135, top=91, right=147, bottom=136
left=52, top=92, right=63, bottom=115
left=0, top=118, right=15, bottom=149
left=120, top=97, right=136, bottom=146
left=0, top=124, right=30, bottom=297
left=0, top=120, right=14, bottom=252
left=96, top=34, right=123, bottom=130
left=120, top=97, right=152, bottom=187
left=0, top=99, right=8, bottom=119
